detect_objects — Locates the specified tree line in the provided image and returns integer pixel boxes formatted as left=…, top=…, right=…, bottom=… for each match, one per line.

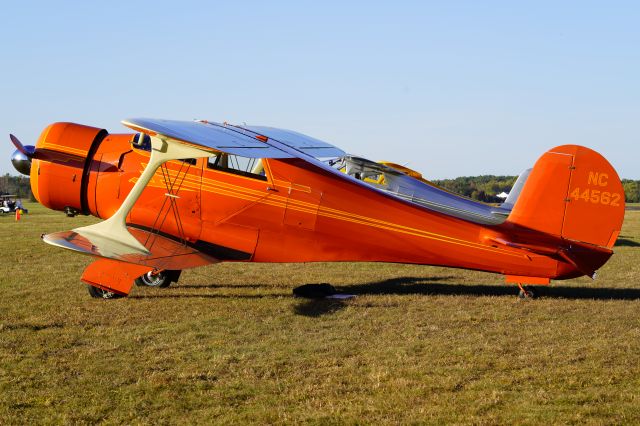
left=621, top=180, right=640, bottom=203
left=3, top=173, right=640, bottom=204
left=0, top=174, right=34, bottom=200
left=433, top=176, right=640, bottom=204
left=431, top=175, right=518, bottom=203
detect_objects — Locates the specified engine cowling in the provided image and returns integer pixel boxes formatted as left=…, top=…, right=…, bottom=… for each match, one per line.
left=30, top=122, right=106, bottom=215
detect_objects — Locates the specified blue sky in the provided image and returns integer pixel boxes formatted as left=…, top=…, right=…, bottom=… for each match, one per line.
left=1, top=1, right=638, bottom=179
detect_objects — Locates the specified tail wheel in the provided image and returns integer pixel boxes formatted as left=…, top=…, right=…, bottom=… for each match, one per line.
left=87, top=285, right=124, bottom=299
left=517, top=285, right=536, bottom=299
left=135, top=270, right=181, bottom=288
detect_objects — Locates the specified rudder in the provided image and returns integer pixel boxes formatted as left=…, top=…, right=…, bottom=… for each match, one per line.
left=507, top=145, right=625, bottom=248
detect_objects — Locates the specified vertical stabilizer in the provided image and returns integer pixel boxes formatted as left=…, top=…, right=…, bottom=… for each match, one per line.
left=507, top=145, right=625, bottom=248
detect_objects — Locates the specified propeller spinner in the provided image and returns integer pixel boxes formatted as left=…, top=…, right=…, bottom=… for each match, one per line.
left=9, top=134, right=35, bottom=176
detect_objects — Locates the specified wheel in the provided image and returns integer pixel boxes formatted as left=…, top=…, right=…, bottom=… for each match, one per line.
left=135, top=270, right=181, bottom=288
left=87, top=285, right=124, bottom=299
left=518, top=287, right=536, bottom=299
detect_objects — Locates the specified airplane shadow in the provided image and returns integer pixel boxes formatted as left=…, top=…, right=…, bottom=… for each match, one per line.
left=129, top=276, right=640, bottom=317
left=293, top=299, right=349, bottom=317
left=177, top=283, right=291, bottom=290
left=293, top=276, right=640, bottom=317
left=615, top=237, right=640, bottom=247
left=347, top=277, right=640, bottom=298
left=129, top=293, right=283, bottom=300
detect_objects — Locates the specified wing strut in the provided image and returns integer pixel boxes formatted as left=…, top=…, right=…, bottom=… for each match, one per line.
left=72, top=136, right=215, bottom=255
left=142, top=159, right=192, bottom=250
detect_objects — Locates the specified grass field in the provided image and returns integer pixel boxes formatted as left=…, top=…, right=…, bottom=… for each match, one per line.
left=1, top=203, right=639, bottom=424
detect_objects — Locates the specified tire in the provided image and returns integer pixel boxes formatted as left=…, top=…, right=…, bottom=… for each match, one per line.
left=135, top=270, right=181, bottom=288
left=518, top=287, right=536, bottom=299
left=87, top=285, right=124, bottom=299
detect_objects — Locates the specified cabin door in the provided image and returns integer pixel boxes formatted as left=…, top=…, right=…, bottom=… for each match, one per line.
left=284, top=185, right=323, bottom=231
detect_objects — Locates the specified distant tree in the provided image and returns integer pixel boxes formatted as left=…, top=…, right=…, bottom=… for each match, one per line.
left=622, top=180, right=640, bottom=203
left=434, top=176, right=640, bottom=204
left=0, top=174, right=34, bottom=200
left=432, top=175, right=517, bottom=202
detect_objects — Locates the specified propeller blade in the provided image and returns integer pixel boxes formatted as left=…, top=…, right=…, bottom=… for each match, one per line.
left=10, top=134, right=30, bottom=156
left=9, top=134, right=35, bottom=159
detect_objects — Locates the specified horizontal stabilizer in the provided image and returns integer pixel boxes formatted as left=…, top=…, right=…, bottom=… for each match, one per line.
left=43, top=226, right=217, bottom=271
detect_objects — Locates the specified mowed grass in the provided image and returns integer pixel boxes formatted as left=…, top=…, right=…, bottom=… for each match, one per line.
left=1, top=203, right=639, bottom=424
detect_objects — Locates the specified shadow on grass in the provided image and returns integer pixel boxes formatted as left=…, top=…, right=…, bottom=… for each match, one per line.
left=615, top=237, right=640, bottom=247
left=337, top=276, right=640, bottom=300
left=293, top=299, right=348, bottom=317
left=177, top=283, right=291, bottom=290
left=130, top=293, right=283, bottom=300
left=0, top=322, right=64, bottom=332
left=292, top=276, right=456, bottom=317
left=130, top=275, right=640, bottom=317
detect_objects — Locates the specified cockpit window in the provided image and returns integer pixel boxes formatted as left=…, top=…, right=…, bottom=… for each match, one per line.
left=179, top=158, right=197, bottom=166
left=207, top=153, right=267, bottom=181
left=330, top=155, right=507, bottom=225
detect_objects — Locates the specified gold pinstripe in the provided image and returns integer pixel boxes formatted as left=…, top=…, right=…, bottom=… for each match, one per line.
left=40, top=142, right=87, bottom=157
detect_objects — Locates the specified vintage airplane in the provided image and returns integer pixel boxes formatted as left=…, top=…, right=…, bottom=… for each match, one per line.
left=9, top=119, right=625, bottom=298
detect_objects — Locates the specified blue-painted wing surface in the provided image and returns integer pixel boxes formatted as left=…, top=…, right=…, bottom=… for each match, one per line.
left=122, top=118, right=346, bottom=159
left=122, top=118, right=293, bottom=158
left=239, top=125, right=345, bottom=158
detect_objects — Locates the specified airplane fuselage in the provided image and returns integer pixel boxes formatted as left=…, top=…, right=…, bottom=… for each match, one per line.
left=29, top=122, right=596, bottom=283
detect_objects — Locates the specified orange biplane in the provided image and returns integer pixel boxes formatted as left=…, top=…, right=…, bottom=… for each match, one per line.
left=10, top=119, right=625, bottom=298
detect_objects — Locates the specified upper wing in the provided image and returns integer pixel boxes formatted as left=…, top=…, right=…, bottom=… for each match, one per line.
left=122, top=118, right=293, bottom=158
left=122, top=118, right=346, bottom=159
